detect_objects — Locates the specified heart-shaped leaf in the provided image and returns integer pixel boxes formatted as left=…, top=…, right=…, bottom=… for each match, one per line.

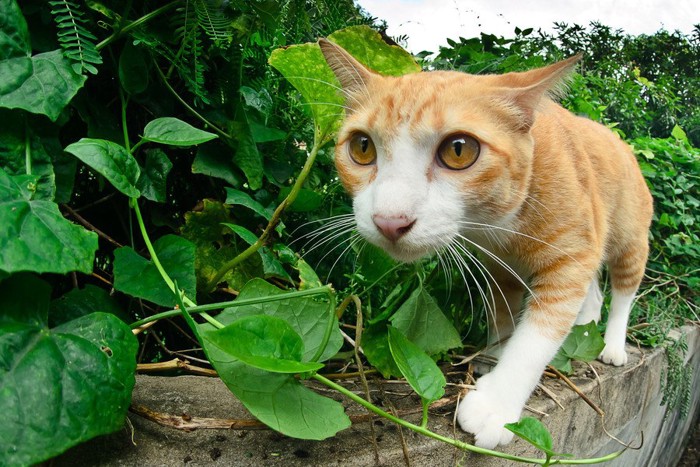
left=388, top=326, right=445, bottom=402
left=113, top=234, right=196, bottom=307
left=64, top=138, right=140, bottom=198
left=142, top=117, right=218, bottom=146
left=205, top=315, right=323, bottom=373
left=137, top=148, right=172, bottom=203
left=0, top=274, right=137, bottom=466
left=0, top=168, right=98, bottom=274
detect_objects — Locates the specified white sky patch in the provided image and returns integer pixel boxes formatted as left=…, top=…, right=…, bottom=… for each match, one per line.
left=358, top=0, right=698, bottom=54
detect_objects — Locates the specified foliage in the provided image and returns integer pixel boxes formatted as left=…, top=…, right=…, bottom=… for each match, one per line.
left=0, top=0, right=696, bottom=463
left=550, top=322, right=605, bottom=375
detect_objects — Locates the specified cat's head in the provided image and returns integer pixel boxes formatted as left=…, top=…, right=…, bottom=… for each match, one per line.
left=319, top=39, right=579, bottom=262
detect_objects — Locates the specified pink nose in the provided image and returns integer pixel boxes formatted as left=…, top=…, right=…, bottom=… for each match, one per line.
left=373, top=215, right=416, bottom=242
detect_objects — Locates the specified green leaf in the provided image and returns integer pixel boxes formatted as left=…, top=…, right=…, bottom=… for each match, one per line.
left=504, top=417, right=555, bottom=456
left=192, top=142, right=242, bottom=187
left=177, top=293, right=349, bottom=440
left=269, top=25, right=419, bottom=143
left=0, top=50, right=86, bottom=121
left=205, top=315, right=323, bottom=373
left=356, top=243, right=396, bottom=283
left=224, top=187, right=273, bottom=220
left=328, top=26, right=421, bottom=76
left=181, top=200, right=262, bottom=290
left=671, top=125, right=688, bottom=142
left=137, top=148, right=172, bottom=203
left=0, top=109, right=62, bottom=200
left=295, top=257, right=322, bottom=290
left=222, top=223, right=291, bottom=282
left=0, top=168, right=98, bottom=274
left=277, top=186, right=323, bottom=212
left=0, top=0, right=31, bottom=60
left=49, top=284, right=129, bottom=327
left=142, top=117, right=218, bottom=146
left=214, top=278, right=342, bottom=362
left=0, top=274, right=137, bottom=466
left=389, top=287, right=462, bottom=355
left=64, top=138, right=140, bottom=198
left=119, top=41, right=149, bottom=94
left=113, top=235, right=196, bottom=307
left=388, top=326, right=445, bottom=402
left=231, top=114, right=264, bottom=190
left=362, top=322, right=401, bottom=378
left=550, top=321, right=605, bottom=374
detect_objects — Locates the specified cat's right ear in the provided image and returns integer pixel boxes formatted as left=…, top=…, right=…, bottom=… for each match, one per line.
left=318, top=39, right=374, bottom=93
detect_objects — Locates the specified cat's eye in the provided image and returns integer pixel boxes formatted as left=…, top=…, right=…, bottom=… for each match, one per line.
left=437, top=134, right=480, bottom=170
left=348, top=132, right=377, bottom=165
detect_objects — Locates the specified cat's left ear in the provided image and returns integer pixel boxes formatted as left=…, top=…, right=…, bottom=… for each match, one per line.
left=319, top=39, right=376, bottom=94
left=501, top=55, right=582, bottom=129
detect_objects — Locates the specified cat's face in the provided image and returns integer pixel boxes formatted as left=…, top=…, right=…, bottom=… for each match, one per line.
left=322, top=44, right=570, bottom=262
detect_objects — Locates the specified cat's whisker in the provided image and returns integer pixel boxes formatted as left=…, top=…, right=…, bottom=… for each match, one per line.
left=300, top=225, right=357, bottom=257
left=457, top=221, right=583, bottom=269
left=451, top=241, right=518, bottom=336
left=326, top=234, right=365, bottom=280
left=448, top=240, right=505, bottom=342
left=291, top=217, right=356, bottom=246
left=455, top=233, right=540, bottom=307
left=443, top=243, right=495, bottom=339
left=289, top=213, right=355, bottom=238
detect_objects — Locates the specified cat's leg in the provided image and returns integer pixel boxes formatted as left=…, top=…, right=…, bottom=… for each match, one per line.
left=457, top=265, right=592, bottom=449
left=575, top=277, right=602, bottom=325
left=599, top=243, right=648, bottom=366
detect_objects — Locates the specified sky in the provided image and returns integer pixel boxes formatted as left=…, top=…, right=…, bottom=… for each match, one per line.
left=358, top=0, right=699, bottom=54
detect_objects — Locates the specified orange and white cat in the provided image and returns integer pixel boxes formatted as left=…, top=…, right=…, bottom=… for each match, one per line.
left=319, top=39, right=653, bottom=448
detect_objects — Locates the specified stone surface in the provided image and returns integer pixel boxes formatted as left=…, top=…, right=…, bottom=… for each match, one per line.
left=55, top=325, right=699, bottom=466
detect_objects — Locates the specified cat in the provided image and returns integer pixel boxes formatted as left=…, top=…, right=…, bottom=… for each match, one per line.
left=318, top=38, right=653, bottom=449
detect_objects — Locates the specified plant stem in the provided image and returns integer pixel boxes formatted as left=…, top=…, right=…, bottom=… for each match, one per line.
left=154, top=65, right=232, bottom=140
left=130, top=285, right=334, bottom=329
left=312, top=374, right=624, bottom=465
left=205, top=138, right=323, bottom=291
left=24, top=118, right=31, bottom=176
left=96, top=1, right=180, bottom=51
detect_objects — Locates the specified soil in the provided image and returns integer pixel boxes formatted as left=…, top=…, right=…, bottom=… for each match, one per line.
left=676, top=418, right=700, bottom=467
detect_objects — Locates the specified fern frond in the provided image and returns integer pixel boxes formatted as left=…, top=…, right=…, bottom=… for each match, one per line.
left=194, top=0, right=234, bottom=46
left=49, top=0, right=102, bottom=75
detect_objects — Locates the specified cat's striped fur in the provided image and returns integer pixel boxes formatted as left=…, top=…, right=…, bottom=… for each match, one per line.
left=319, top=39, right=653, bottom=448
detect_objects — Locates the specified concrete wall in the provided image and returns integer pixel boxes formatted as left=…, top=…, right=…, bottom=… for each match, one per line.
left=56, top=324, right=699, bottom=466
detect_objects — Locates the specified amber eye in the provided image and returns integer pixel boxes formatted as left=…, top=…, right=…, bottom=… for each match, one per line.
left=437, top=134, right=480, bottom=170
left=348, top=132, right=377, bottom=165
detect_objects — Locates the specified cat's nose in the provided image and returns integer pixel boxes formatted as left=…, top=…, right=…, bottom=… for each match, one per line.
left=373, top=215, right=416, bottom=242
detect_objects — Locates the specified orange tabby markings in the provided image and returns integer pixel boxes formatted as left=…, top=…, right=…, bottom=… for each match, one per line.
left=319, top=38, right=653, bottom=449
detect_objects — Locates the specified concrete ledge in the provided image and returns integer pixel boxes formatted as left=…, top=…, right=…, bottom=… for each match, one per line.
left=56, top=324, right=699, bottom=466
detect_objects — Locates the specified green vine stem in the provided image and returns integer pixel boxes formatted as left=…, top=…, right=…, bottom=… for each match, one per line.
left=205, top=137, right=323, bottom=291
left=95, top=1, right=180, bottom=51
left=24, top=117, right=31, bottom=176
left=312, top=374, right=624, bottom=465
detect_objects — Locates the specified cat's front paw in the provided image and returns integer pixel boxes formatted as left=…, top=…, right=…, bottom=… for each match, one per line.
left=598, top=345, right=628, bottom=366
left=456, top=375, right=521, bottom=449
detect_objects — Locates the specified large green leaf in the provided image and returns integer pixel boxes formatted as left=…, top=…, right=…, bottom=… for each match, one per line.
left=137, top=148, right=172, bottom=203
left=224, top=187, right=273, bottom=220
left=118, top=41, right=149, bottom=95
left=550, top=321, right=605, bottom=374
left=0, top=274, right=137, bottom=465
left=142, top=117, right=218, bottom=146
left=389, top=287, right=462, bottom=356
left=175, top=292, right=350, bottom=440
left=0, top=0, right=31, bottom=60
left=64, top=138, right=141, bottom=198
left=205, top=315, right=323, bottom=373
left=0, top=50, right=86, bottom=121
left=231, top=112, right=264, bottom=190
left=223, top=223, right=291, bottom=282
left=49, top=284, right=129, bottom=327
left=0, top=168, right=98, bottom=274
left=213, top=278, right=342, bottom=362
left=361, top=321, right=402, bottom=378
left=0, top=109, right=61, bottom=200
left=192, top=143, right=242, bottom=187
left=268, top=25, right=419, bottom=143
left=388, top=326, right=445, bottom=403
left=113, top=234, right=196, bottom=307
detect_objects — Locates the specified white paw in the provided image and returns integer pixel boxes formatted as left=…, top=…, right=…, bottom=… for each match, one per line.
left=598, top=345, right=628, bottom=366
left=457, top=375, right=520, bottom=449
